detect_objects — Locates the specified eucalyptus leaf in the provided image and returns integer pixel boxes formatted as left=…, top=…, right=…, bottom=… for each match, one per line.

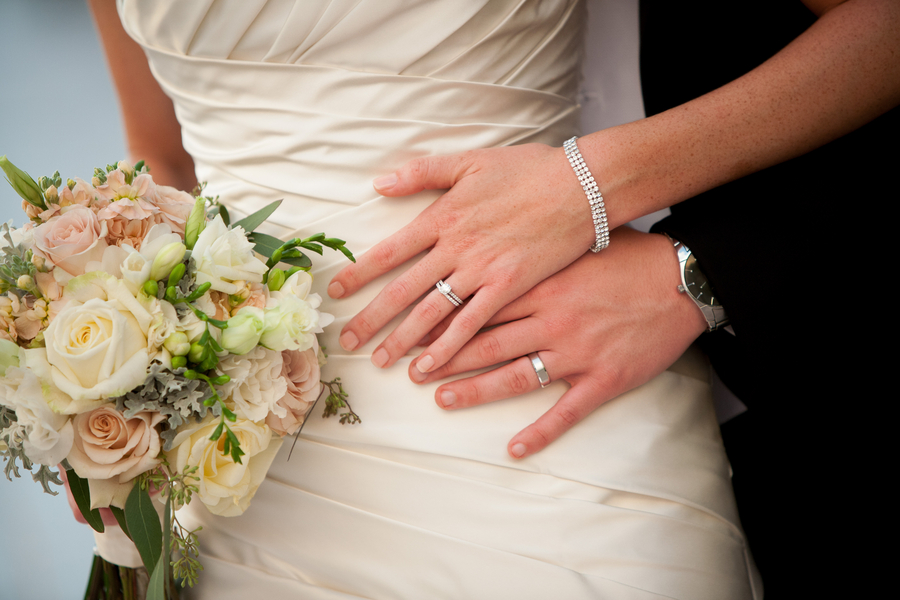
left=146, top=554, right=167, bottom=600
left=110, top=506, right=132, bottom=541
left=230, top=199, right=282, bottom=233
left=125, top=484, right=163, bottom=575
left=67, top=468, right=104, bottom=533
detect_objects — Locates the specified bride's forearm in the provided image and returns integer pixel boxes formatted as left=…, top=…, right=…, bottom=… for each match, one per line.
left=579, top=0, right=900, bottom=229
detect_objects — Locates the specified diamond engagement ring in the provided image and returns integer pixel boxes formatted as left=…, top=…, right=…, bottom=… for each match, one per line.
left=527, top=352, right=550, bottom=388
left=436, top=280, right=463, bottom=307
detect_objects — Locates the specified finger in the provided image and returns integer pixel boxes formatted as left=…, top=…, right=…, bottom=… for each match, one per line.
left=508, top=381, right=605, bottom=459
left=415, top=305, right=460, bottom=346
left=431, top=352, right=566, bottom=410
left=372, top=152, right=477, bottom=196
left=328, top=214, right=437, bottom=299
left=339, top=252, right=448, bottom=351
left=372, top=274, right=473, bottom=368
left=410, top=316, right=546, bottom=384
left=411, top=283, right=518, bottom=375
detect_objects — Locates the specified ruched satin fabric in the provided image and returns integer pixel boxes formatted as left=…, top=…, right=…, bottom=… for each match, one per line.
left=119, top=1, right=760, bottom=597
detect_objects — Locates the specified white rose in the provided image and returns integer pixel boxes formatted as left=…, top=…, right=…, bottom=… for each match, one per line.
left=167, top=417, right=282, bottom=516
left=191, top=215, right=267, bottom=295
left=217, top=346, right=287, bottom=422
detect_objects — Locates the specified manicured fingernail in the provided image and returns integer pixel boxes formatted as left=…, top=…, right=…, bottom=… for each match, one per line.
left=339, top=331, right=358, bottom=351
left=511, top=443, right=527, bottom=458
left=328, top=281, right=344, bottom=298
left=410, top=368, right=427, bottom=383
left=373, top=173, right=398, bottom=192
left=372, top=348, right=389, bottom=368
left=439, top=390, right=456, bottom=407
left=416, top=355, right=434, bottom=373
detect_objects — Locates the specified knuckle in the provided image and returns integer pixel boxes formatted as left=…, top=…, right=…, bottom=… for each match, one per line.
left=353, top=314, right=377, bottom=337
left=416, top=299, right=444, bottom=325
left=384, top=278, right=412, bottom=305
left=452, top=310, right=480, bottom=334
left=505, top=367, right=532, bottom=395
left=371, top=243, right=399, bottom=272
left=554, top=405, right=582, bottom=429
left=477, top=334, right=503, bottom=364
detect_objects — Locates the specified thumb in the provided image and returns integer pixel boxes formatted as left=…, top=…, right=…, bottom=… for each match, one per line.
left=373, top=152, right=473, bottom=196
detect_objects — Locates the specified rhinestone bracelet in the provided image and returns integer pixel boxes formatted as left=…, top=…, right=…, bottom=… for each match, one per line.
left=563, top=136, right=609, bottom=252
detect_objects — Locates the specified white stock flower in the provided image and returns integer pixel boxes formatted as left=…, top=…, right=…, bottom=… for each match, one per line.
left=191, top=215, right=267, bottom=295
left=166, top=417, right=283, bottom=517
left=2, top=365, right=74, bottom=465
left=217, top=346, right=287, bottom=422
left=260, top=294, right=331, bottom=352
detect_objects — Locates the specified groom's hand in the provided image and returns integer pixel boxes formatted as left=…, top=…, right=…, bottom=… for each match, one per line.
left=327, top=143, right=616, bottom=375
left=409, top=227, right=708, bottom=458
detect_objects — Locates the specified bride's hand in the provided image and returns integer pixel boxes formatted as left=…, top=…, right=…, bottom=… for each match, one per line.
left=408, top=227, right=708, bottom=458
left=328, top=143, right=608, bottom=374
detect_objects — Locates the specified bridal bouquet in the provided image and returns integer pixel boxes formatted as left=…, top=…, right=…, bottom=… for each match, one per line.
left=0, top=156, right=357, bottom=597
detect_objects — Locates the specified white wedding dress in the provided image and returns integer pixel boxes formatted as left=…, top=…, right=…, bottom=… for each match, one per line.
left=119, top=1, right=760, bottom=598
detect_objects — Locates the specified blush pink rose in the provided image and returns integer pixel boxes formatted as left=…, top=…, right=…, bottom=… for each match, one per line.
left=32, top=207, right=109, bottom=276
left=66, top=406, right=165, bottom=483
left=148, top=185, right=195, bottom=236
left=267, top=346, right=321, bottom=436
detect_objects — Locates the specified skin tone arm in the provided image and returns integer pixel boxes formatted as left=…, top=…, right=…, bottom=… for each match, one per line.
left=328, top=0, right=900, bottom=456
left=88, top=0, right=196, bottom=191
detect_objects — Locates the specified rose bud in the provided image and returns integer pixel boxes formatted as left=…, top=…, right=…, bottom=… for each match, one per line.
left=220, top=306, right=265, bottom=355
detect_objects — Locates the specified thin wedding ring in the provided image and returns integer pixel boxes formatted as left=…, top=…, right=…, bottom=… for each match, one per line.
left=436, top=280, right=463, bottom=307
left=527, top=352, right=550, bottom=388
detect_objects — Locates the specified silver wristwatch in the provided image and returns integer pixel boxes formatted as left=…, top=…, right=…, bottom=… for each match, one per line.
left=664, top=234, right=729, bottom=332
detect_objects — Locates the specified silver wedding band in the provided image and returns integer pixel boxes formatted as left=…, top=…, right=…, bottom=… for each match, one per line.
left=436, top=280, right=463, bottom=307
left=527, top=352, right=550, bottom=388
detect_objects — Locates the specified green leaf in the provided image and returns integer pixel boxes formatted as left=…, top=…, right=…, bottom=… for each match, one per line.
left=280, top=254, right=312, bottom=269
left=110, top=506, right=132, bottom=541
left=247, top=231, right=284, bottom=258
left=146, top=554, right=167, bottom=600
left=230, top=199, right=282, bottom=233
left=67, top=468, right=104, bottom=533
left=125, top=484, right=163, bottom=575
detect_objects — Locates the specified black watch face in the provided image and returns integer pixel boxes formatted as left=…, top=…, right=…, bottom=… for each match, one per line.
left=683, top=254, right=719, bottom=307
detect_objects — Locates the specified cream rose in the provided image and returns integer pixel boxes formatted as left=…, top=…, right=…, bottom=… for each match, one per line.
left=191, top=215, right=267, bottom=294
left=167, top=417, right=282, bottom=516
left=67, top=405, right=164, bottom=483
left=32, top=207, right=109, bottom=277
left=267, top=345, right=322, bottom=436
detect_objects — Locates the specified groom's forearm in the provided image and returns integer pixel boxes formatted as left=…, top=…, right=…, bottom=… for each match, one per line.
left=580, top=0, right=900, bottom=229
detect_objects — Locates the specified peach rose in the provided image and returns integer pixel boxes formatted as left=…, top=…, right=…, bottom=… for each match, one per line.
left=67, top=406, right=164, bottom=482
left=32, top=207, right=108, bottom=277
left=148, top=185, right=195, bottom=236
left=267, top=345, right=321, bottom=436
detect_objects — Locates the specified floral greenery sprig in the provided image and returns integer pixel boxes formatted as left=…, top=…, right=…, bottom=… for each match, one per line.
left=321, top=377, right=360, bottom=425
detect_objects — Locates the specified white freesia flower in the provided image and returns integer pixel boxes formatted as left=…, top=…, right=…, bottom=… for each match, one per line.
left=278, top=270, right=312, bottom=300
left=217, top=346, right=288, bottom=422
left=191, top=215, right=267, bottom=294
left=166, top=417, right=283, bottom=517
left=220, top=306, right=265, bottom=355
left=119, top=248, right=151, bottom=294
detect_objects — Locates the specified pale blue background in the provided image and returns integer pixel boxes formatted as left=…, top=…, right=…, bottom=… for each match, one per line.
left=0, top=2, right=125, bottom=599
